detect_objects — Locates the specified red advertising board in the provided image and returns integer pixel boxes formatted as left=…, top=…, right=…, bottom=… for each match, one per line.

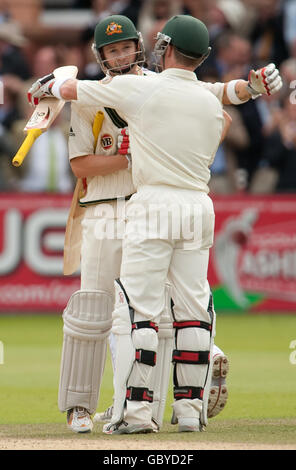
left=0, top=193, right=296, bottom=313
left=0, top=193, right=79, bottom=312
left=209, top=194, right=296, bottom=312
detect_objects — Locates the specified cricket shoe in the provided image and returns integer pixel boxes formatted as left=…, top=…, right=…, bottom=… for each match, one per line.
left=207, top=351, right=229, bottom=418
left=178, top=417, right=202, bottom=432
left=171, top=412, right=203, bottom=432
left=67, top=406, right=93, bottom=433
left=103, top=420, right=156, bottom=435
left=93, top=404, right=113, bottom=423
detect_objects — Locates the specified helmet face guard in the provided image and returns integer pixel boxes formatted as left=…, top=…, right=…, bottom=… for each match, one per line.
left=152, top=31, right=211, bottom=73
left=92, top=31, right=146, bottom=76
left=152, top=32, right=171, bottom=72
left=153, top=15, right=212, bottom=73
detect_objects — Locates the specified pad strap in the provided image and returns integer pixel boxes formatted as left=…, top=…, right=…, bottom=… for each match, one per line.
left=173, top=320, right=212, bottom=332
left=132, top=321, right=159, bottom=332
left=172, top=350, right=210, bottom=365
left=135, top=349, right=156, bottom=366
left=126, top=386, right=153, bottom=402
left=174, top=386, right=204, bottom=400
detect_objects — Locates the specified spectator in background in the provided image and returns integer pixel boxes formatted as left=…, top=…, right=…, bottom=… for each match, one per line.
left=0, top=123, right=18, bottom=191
left=198, top=66, right=250, bottom=194
left=12, top=46, right=74, bottom=193
left=212, top=31, right=271, bottom=190
left=213, top=31, right=252, bottom=79
left=249, top=0, right=289, bottom=67
left=138, top=0, right=181, bottom=55
left=120, top=0, right=144, bottom=27
left=5, top=0, right=41, bottom=29
left=207, top=0, right=258, bottom=40
left=181, top=0, right=212, bottom=22
left=250, top=94, right=296, bottom=193
left=283, top=0, right=296, bottom=54
left=19, top=119, right=74, bottom=193
left=0, top=20, right=31, bottom=80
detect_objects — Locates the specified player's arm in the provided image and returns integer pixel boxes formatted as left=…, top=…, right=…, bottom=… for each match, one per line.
left=222, top=63, right=282, bottom=105
left=60, top=78, right=78, bottom=101
left=220, top=110, right=232, bottom=143
left=69, top=102, right=131, bottom=177
left=27, top=74, right=131, bottom=112
left=70, top=153, right=128, bottom=178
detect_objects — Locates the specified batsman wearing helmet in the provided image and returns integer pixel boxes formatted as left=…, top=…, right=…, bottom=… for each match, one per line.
left=28, top=14, right=282, bottom=434
left=61, top=15, right=229, bottom=434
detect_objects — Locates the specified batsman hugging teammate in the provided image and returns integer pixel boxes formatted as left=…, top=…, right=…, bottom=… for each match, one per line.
left=28, top=14, right=282, bottom=434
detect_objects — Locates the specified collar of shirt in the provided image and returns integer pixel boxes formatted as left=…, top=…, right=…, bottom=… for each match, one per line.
left=160, top=68, right=197, bottom=81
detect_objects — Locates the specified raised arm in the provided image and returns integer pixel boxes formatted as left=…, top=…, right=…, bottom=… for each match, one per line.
left=222, top=63, right=282, bottom=105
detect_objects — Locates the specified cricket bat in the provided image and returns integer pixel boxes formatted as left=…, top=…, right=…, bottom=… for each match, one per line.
left=12, top=65, right=78, bottom=167
left=63, top=110, right=105, bottom=275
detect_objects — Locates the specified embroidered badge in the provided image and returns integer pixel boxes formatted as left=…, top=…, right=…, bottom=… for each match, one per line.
left=101, top=134, right=113, bottom=150
left=106, top=22, right=123, bottom=36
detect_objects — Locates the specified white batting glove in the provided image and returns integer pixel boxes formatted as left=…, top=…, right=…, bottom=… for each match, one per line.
left=247, top=63, right=282, bottom=99
left=27, top=73, right=57, bottom=106
left=118, top=127, right=132, bottom=169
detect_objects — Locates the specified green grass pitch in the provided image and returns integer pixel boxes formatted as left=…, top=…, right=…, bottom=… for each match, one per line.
left=0, top=312, right=296, bottom=445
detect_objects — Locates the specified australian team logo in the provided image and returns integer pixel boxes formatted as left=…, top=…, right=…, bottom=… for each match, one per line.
left=106, top=22, right=123, bottom=36
left=101, top=134, right=113, bottom=150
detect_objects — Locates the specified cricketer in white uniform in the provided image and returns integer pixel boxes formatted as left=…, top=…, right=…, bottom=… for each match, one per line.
left=28, top=15, right=282, bottom=434
left=63, top=16, right=230, bottom=434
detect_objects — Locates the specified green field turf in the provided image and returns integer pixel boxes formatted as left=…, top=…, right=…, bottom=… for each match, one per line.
left=0, top=313, right=296, bottom=444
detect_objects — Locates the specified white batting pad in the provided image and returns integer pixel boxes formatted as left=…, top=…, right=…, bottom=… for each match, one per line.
left=151, top=283, right=174, bottom=428
left=58, top=289, right=113, bottom=414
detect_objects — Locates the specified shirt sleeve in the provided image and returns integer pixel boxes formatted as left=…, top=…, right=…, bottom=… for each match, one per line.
left=77, top=76, right=133, bottom=116
left=68, top=102, right=98, bottom=160
left=197, top=80, right=225, bottom=103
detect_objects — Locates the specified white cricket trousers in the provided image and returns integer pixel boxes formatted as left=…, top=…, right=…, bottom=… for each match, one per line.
left=112, top=185, right=215, bottom=423
left=80, top=204, right=123, bottom=295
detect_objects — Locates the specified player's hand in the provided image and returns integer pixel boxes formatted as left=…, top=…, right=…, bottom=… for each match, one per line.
left=117, top=127, right=132, bottom=169
left=27, top=73, right=56, bottom=106
left=247, top=63, right=282, bottom=99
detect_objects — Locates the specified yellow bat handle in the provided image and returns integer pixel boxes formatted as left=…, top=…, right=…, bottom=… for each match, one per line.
left=12, top=128, right=43, bottom=167
left=92, top=110, right=104, bottom=150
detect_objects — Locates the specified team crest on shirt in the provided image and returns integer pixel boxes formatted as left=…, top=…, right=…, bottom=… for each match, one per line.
left=106, top=22, right=123, bottom=36
left=101, top=134, right=113, bottom=149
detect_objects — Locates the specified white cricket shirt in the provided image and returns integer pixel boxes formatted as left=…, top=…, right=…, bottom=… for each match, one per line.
left=77, top=68, right=224, bottom=193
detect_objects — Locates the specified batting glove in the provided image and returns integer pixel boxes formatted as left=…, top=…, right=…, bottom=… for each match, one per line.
left=117, top=127, right=132, bottom=169
left=27, top=73, right=56, bottom=106
left=247, top=63, right=282, bottom=99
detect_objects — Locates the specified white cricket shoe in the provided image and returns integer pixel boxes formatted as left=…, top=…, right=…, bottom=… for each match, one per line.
left=93, top=405, right=113, bottom=423
left=67, top=406, right=93, bottom=433
left=207, top=350, right=229, bottom=418
left=103, top=420, right=155, bottom=435
left=178, top=417, right=202, bottom=432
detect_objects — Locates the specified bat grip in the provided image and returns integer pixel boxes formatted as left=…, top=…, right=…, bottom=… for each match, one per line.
left=12, top=129, right=43, bottom=167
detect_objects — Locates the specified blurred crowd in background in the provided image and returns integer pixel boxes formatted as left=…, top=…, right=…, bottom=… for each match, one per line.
left=1, top=0, right=296, bottom=195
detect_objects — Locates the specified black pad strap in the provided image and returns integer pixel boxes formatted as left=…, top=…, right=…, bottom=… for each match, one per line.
left=174, top=386, right=204, bottom=400
left=173, top=320, right=212, bottom=332
left=135, top=349, right=156, bottom=366
left=126, top=387, right=153, bottom=402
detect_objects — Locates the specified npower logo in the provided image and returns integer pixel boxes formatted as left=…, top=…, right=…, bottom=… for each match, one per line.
left=0, top=208, right=68, bottom=276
